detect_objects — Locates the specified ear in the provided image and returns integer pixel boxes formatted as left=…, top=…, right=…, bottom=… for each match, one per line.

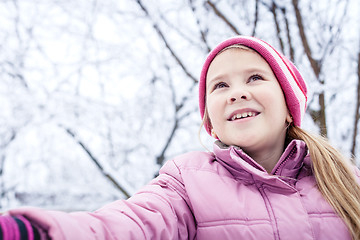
left=286, top=114, right=293, bottom=124
left=211, top=129, right=218, bottom=139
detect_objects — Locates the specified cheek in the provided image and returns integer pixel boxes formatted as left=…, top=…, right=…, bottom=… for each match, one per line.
left=206, top=97, right=222, bottom=127
left=206, top=96, right=219, bottom=116
left=263, top=91, right=289, bottom=121
left=259, top=84, right=286, bottom=105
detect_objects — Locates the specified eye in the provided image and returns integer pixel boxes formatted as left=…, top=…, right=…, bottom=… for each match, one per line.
left=248, top=74, right=264, bottom=83
left=213, top=82, right=228, bottom=90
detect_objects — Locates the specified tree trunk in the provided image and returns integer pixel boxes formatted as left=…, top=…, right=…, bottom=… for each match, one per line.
left=292, top=0, right=327, bottom=137
left=351, top=50, right=360, bottom=160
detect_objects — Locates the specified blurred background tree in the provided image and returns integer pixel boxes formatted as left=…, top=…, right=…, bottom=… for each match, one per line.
left=0, top=0, right=359, bottom=211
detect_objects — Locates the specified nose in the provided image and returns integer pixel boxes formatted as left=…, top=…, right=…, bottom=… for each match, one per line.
left=227, top=88, right=251, bottom=104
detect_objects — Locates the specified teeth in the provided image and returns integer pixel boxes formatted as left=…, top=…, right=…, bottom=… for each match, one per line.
left=231, top=112, right=255, bottom=121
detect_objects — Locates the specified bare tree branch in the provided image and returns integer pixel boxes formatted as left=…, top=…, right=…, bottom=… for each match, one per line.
left=156, top=118, right=179, bottom=166
left=11, top=0, right=31, bottom=90
left=158, top=13, right=204, bottom=51
left=154, top=54, right=198, bottom=166
left=263, top=1, right=294, bottom=60
left=189, top=0, right=211, bottom=52
left=318, top=0, right=349, bottom=65
left=351, top=48, right=360, bottom=160
left=281, top=7, right=295, bottom=62
left=156, top=64, right=180, bottom=166
left=292, top=0, right=321, bottom=78
left=135, top=0, right=198, bottom=83
left=60, top=125, right=131, bottom=198
left=0, top=130, right=17, bottom=209
left=269, top=1, right=285, bottom=53
left=251, top=0, right=259, bottom=36
left=206, top=0, right=241, bottom=35
left=292, top=0, right=327, bottom=137
left=134, top=0, right=202, bottom=168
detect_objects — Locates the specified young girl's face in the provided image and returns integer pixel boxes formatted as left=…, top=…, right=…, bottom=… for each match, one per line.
left=206, top=48, right=291, bottom=157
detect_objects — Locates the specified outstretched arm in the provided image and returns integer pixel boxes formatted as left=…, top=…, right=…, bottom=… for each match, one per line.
left=5, top=160, right=196, bottom=240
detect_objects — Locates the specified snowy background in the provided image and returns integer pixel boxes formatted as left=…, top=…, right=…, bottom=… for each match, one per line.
left=1, top=0, right=359, bottom=211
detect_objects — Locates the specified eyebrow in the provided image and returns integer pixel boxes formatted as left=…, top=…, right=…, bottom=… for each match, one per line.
left=207, top=67, right=272, bottom=85
left=242, top=67, right=272, bottom=76
left=207, top=74, right=226, bottom=86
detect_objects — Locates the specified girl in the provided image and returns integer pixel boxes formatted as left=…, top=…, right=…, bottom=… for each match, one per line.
left=1, top=36, right=360, bottom=240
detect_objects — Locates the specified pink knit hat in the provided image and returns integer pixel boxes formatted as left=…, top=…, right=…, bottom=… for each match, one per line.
left=199, top=36, right=307, bottom=135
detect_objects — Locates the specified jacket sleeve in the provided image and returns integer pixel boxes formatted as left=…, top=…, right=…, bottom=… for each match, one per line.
left=8, top=160, right=196, bottom=240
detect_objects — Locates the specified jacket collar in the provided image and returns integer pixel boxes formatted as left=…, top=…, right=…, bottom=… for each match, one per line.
left=213, top=139, right=310, bottom=186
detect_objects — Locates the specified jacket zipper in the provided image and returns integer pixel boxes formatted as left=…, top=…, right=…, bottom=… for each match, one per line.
left=273, top=147, right=296, bottom=175
left=258, top=185, right=280, bottom=240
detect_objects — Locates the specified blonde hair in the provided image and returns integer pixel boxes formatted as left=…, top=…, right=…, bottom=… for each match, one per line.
left=288, top=126, right=360, bottom=239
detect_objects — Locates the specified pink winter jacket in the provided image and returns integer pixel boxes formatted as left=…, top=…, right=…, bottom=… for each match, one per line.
left=9, top=140, right=357, bottom=239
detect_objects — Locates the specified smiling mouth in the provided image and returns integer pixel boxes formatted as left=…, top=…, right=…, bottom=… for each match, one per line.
left=228, top=112, right=259, bottom=121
